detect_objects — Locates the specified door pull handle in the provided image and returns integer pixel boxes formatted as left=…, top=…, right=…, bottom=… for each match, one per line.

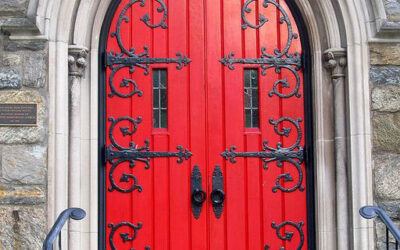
left=192, top=189, right=206, bottom=206
left=191, top=165, right=206, bottom=219
left=211, top=165, right=224, bottom=219
left=210, top=189, right=225, bottom=206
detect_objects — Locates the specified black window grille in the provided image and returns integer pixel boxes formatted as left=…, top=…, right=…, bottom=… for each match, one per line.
left=244, top=69, right=259, bottom=128
left=153, top=69, right=168, bottom=128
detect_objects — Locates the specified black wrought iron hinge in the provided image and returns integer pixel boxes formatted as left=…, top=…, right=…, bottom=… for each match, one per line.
left=105, top=116, right=192, bottom=193
left=221, top=117, right=305, bottom=193
left=105, top=144, right=193, bottom=168
left=105, top=0, right=191, bottom=98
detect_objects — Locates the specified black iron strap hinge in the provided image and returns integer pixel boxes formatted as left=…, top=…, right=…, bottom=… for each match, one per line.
left=105, top=143, right=192, bottom=193
left=105, top=0, right=191, bottom=98
left=105, top=145, right=192, bottom=166
left=221, top=117, right=306, bottom=193
left=106, top=51, right=191, bottom=70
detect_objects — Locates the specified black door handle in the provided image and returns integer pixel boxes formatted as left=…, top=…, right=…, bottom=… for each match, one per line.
left=210, top=189, right=225, bottom=205
left=191, top=165, right=206, bottom=219
left=211, top=166, right=224, bottom=219
left=192, top=189, right=206, bottom=206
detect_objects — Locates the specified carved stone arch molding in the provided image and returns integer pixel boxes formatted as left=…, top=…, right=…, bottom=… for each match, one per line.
left=10, top=0, right=374, bottom=248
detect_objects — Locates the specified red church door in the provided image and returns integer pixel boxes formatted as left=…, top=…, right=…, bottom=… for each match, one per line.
left=100, top=0, right=313, bottom=249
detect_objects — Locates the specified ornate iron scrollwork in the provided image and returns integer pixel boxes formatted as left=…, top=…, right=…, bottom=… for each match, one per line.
left=221, top=117, right=304, bottom=193
left=106, top=116, right=192, bottom=193
left=220, top=48, right=301, bottom=99
left=108, top=159, right=143, bottom=193
left=140, top=0, right=168, bottom=29
left=242, top=0, right=268, bottom=30
left=107, top=0, right=191, bottom=98
left=241, top=0, right=299, bottom=55
left=222, top=0, right=302, bottom=99
left=108, top=222, right=150, bottom=250
left=264, top=220, right=304, bottom=250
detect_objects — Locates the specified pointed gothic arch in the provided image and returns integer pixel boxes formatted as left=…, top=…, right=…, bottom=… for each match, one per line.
left=6, top=0, right=375, bottom=248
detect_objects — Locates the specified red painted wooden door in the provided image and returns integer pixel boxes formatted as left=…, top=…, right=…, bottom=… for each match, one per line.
left=103, top=0, right=310, bottom=249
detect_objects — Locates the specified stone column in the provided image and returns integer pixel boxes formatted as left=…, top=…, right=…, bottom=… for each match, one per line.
left=324, top=48, right=349, bottom=250
left=68, top=45, right=88, bottom=250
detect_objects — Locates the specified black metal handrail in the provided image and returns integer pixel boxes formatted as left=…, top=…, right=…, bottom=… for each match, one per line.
left=360, top=206, right=400, bottom=249
left=43, top=208, right=86, bottom=250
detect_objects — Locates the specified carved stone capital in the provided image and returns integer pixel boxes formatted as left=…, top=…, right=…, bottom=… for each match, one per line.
left=324, top=48, right=347, bottom=80
left=68, top=46, right=89, bottom=77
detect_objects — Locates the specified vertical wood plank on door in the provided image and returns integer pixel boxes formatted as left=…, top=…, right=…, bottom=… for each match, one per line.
left=168, top=0, right=191, bottom=249
left=222, top=0, right=247, bottom=249
left=205, top=0, right=225, bottom=249
left=279, top=1, right=308, bottom=249
left=257, top=1, right=283, bottom=249
left=130, top=1, right=153, bottom=249
left=243, top=1, right=263, bottom=249
left=152, top=1, right=170, bottom=249
left=106, top=1, right=135, bottom=249
left=190, top=0, right=208, bottom=249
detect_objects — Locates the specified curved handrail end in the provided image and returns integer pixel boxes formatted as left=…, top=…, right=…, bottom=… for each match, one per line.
left=359, top=205, right=379, bottom=219
left=43, top=208, right=86, bottom=250
left=360, top=205, right=400, bottom=243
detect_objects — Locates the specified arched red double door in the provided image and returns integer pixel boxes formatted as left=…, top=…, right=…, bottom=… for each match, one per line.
left=100, top=0, right=313, bottom=249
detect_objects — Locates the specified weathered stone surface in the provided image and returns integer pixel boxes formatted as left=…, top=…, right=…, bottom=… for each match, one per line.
left=2, top=54, right=21, bottom=67
left=0, top=184, right=45, bottom=205
left=370, top=66, right=400, bottom=85
left=376, top=201, right=400, bottom=218
left=385, top=0, right=400, bottom=21
left=0, top=145, right=47, bottom=185
left=375, top=220, right=400, bottom=250
left=23, top=54, right=46, bottom=88
left=0, top=0, right=29, bottom=17
left=370, top=43, right=400, bottom=65
left=373, top=113, right=400, bottom=153
left=374, top=153, right=400, bottom=200
left=4, top=41, right=46, bottom=52
left=0, top=17, right=33, bottom=28
left=0, top=69, right=21, bottom=89
left=372, top=85, right=400, bottom=112
left=0, top=206, right=46, bottom=250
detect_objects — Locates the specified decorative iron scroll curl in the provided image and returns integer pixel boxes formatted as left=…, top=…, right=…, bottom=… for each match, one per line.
left=220, top=48, right=301, bottom=99
left=141, top=0, right=168, bottom=29
left=242, top=0, right=268, bottom=30
left=108, top=159, right=143, bottom=193
left=106, top=115, right=192, bottom=168
left=107, top=0, right=191, bottom=98
left=108, top=222, right=150, bottom=250
left=221, top=117, right=304, bottom=193
left=222, top=0, right=302, bottom=98
left=241, top=0, right=298, bottom=58
left=106, top=116, right=192, bottom=192
left=112, top=0, right=167, bottom=57
left=264, top=221, right=304, bottom=250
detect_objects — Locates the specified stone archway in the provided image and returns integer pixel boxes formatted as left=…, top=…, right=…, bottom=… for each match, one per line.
left=2, top=0, right=375, bottom=248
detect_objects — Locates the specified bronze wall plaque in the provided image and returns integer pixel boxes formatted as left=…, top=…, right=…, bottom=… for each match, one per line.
left=0, top=104, right=38, bottom=126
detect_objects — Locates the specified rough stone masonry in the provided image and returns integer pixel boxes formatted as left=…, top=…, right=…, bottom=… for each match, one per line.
left=371, top=41, right=400, bottom=249
left=0, top=0, right=48, bottom=249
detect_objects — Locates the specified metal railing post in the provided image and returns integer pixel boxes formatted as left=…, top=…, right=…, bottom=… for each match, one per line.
left=360, top=206, right=400, bottom=249
left=43, top=208, right=86, bottom=250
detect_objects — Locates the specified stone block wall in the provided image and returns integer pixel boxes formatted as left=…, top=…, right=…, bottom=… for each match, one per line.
left=0, top=1, right=48, bottom=248
left=384, top=0, right=400, bottom=22
left=370, top=42, right=400, bottom=249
